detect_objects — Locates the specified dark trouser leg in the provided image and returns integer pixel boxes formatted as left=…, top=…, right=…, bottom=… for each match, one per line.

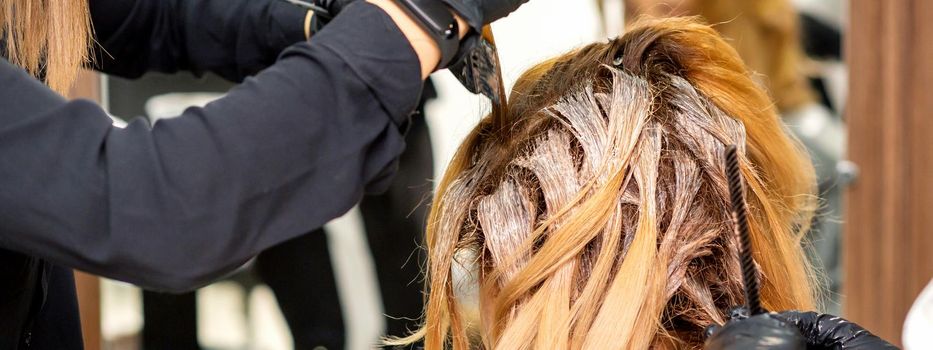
left=360, top=113, right=434, bottom=342
left=254, top=229, right=345, bottom=350
left=142, top=291, right=199, bottom=350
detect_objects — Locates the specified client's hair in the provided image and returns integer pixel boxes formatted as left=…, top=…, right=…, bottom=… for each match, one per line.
left=404, top=17, right=817, bottom=349
left=1, top=0, right=92, bottom=93
left=621, top=0, right=816, bottom=112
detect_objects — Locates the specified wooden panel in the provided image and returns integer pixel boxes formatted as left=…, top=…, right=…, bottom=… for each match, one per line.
left=65, top=70, right=103, bottom=350
left=906, top=0, right=933, bottom=304
left=845, top=0, right=933, bottom=346
left=74, top=271, right=102, bottom=350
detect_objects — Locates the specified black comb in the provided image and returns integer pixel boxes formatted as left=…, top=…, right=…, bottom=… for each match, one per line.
left=725, top=145, right=765, bottom=316
left=449, top=27, right=505, bottom=107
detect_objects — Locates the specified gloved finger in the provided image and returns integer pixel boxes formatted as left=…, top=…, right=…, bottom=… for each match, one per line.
left=482, top=0, right=530, bottom=28
left=442, top=0, right=484, bottom=30
left=704, top=313, right=806, bottom=350
left=704, top=324, right=721, bottom=339
left=728, top=306, right=750, bottom=321
left=441, top=0, right=530, bottom=30
left=771, top=311, right=900, bottom=349
left=448, top=34, right=502, bottom=99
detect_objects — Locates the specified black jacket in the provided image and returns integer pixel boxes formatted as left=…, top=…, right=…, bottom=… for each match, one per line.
left=0, top=0, right=423, bottom=348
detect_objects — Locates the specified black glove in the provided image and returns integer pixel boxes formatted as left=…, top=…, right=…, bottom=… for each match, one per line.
left=391, top=0, right=531, bottom=72
left=441, top=0, right=530, bottom=31
left=282, top=0, right=358, bottom=34
left=439, top=0, right=531, bottom=98
left=705, top=308, right=807, bottom=350
left=309, top=0, right=359, bottom=33
left=772, top=311, right=900, bottom=350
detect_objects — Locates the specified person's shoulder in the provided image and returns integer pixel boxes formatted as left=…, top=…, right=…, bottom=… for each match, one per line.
left=904, top=279, right=933, bottom=349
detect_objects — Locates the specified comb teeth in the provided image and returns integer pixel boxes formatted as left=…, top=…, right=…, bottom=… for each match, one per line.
left=469, top=38, right=501, bottom=104
left=448, top=36, right=501, bottom=104
left=725, top=145, right=765, bottom=316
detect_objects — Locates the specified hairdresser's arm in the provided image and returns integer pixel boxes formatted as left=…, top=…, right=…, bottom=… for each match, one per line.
left=0, top=2, right=441, bottom=292
left=89, top=0, right=310, bottom=81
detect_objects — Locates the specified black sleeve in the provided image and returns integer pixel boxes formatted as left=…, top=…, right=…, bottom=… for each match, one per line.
left=90, top=0, right=308, bottom=82
left=0, top=2, right=422, bottom=293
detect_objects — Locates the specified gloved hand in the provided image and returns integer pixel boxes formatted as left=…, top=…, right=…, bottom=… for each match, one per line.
left=772, top=310, right=900, bottom=350
left=440, top=0, right=530, bottom=31
left=306, top=0, right=358, bottom=34
left=282, top=0, right=358, bottom=35
left=705, top=307, right=806, bottom=350
left=439, top=0, right=534, bottom=99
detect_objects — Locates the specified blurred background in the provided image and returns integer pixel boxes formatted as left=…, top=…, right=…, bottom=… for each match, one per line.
left=63, top=0, right=932, bottom=349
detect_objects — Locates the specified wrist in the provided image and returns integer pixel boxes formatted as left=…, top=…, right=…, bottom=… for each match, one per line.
left=367, top=0, right=469, bottom=77
left=367, top=0, right=439, bottom=78
left=454, top=12, right=469, bottom=38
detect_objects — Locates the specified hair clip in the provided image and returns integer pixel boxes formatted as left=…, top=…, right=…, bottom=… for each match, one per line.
left=612, top=47, right=625, bottom=66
